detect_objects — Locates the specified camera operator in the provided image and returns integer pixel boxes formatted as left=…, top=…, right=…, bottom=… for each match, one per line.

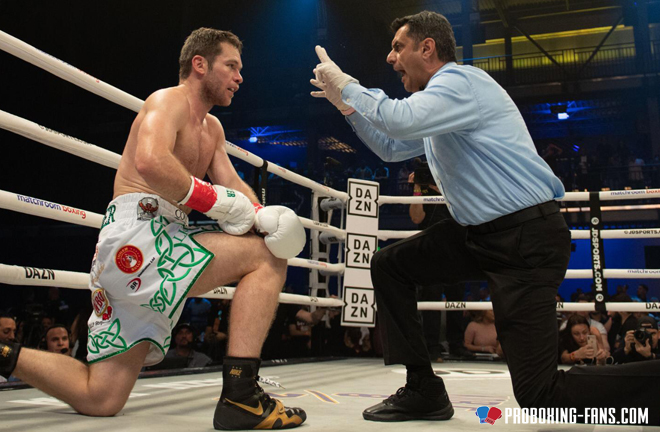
left=612, top=316, right=659, bottom=364
left=408, top=164, right=467, bottom=359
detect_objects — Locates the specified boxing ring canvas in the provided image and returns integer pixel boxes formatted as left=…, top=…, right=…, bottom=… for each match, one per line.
left=0, top=358, right=654, bottom=431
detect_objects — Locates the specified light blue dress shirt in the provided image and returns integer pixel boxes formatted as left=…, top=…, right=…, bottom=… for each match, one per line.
left=342, top=62, right=564, bottom=226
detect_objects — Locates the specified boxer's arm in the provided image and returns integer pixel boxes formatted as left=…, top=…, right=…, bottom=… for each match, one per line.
left=206, top=116, right=259, bottom=203
left=134, top=90, right=192, bottom=202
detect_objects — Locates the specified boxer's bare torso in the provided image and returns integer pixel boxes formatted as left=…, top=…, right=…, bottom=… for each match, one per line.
left=113, top=85, right=224, bottom=213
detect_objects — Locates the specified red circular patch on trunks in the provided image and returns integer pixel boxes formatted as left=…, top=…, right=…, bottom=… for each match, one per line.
left=115, top=245, right=144, bottom=274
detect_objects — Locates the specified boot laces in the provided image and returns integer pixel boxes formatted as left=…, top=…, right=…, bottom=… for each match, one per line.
left=385, top=385, right=415, bottom=403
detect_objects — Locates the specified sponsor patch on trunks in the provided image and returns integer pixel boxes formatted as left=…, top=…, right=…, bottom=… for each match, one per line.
left=115, top=245, right=144, bottom=274
left=91, top=288, right=113, bottom=320
left=137, top=197, right=159, bottom=221
left=127, top=277, right=142, bottom=292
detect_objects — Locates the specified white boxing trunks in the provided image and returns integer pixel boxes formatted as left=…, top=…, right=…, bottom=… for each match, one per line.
left=87, top=193, right=218, bottom=366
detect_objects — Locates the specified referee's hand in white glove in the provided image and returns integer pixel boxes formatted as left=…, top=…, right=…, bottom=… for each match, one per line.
left=310, top=46, right=358, bottom=113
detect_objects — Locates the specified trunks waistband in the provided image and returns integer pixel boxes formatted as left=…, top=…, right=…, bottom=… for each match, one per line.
left=106, top=193, right=189, bottom=225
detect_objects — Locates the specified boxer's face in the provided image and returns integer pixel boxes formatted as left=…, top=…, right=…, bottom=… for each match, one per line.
left=202, top=42, right=243, bottom=107
left=387, top=25, right=427, bottom=93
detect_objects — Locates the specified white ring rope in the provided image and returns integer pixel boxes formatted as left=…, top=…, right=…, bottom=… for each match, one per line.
left=0, top=190, right=103, bottom=228
left=287, top=258, right=345, bottom=274
left=0, top=110, right=121, bottom=169
left=2, top=264, right=657, bottom=312
left=0, top=187, right=347, bottom=242
left=379, top=189, right=660, bottom=205
left=225, top=143, right=347, bottom=201
left=0, top=264, right=343, bottom=308
left=299, top=218, right=346, bottom=240
left=7, top=184, right=659, bottom=244
left=3, top=190, right=659, bottom=279
left=417, top=301, right=660, bottom=312
left=0, top=190, right=347, bottom=273
left=377, top=228, right=660, bottom=241
left=0, top=30, right=143, bottom=112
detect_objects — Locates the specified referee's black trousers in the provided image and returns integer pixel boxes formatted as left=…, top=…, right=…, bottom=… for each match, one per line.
left=371, top=201, right=660, bottom=425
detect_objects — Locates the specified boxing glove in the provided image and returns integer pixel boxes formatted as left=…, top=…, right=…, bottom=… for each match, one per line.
left=254, top=205, right=306, bottom=259
left=178, top=176, right=255, bottom=235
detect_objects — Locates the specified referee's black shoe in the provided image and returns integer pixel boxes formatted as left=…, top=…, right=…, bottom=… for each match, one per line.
left=363, top=374, right=454, bottom=422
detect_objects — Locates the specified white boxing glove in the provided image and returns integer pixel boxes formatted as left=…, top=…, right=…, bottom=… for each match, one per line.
left=178, top=176, right=255, bottom=235
left=255, top=205, right=306, bottom=259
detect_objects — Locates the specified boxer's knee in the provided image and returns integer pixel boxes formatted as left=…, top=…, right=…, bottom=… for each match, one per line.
left=259, top=241, right=287, bottom=272
left=75, top=393, right=128, bottom=417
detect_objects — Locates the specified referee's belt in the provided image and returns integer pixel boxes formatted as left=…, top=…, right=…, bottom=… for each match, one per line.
left=468, top=201, right=560, bottom=234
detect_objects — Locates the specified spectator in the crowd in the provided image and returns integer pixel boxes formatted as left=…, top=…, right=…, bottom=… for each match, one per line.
left=0, top=315, right=17, bottom=343
left=181, top=297, right=212, bottom=338
left=204, top=300, right=230, bottom=363
left=631, top=284, right=649, bottom=303
left=355, top=164, right=373, bottom=180
left=284, top=305, right=331, bottom=358
left=344, top=166, right=355, bottom=179
left=397, top=162, right=412, bottom=194
left=559, top=295, right=611, bottom=353
left=541, top=142, right=563, bottom=177
left=607, top=294, right=637, bottom=350
left=69, top=302, right=93, bottom=362
left=612, top=316, right=660, bottom=363
left=344, top=327, right=372, bottom=356
left=0, top=315, right=18, bottom=383
left=570, top=288, right=583, bottom=303
left=628, top=156, right=645, bottom=188
left=559, top=315, right=608, bottom=365
left=464, top=311, right=502, bottom=356
left=43, top=325, right=72, bottom=356
left=555, top=294, right=567, bottom=326
left=287, top=310, right=312, bottom=358
left=589, top=305, right=612, bottom=334
left=261, top=303, right=289, bottom=360
left=44, top=287, right=72, bottom=326
left=164, top=323, right=211, bottom=368
left=40, top=316, right=55, bottom=338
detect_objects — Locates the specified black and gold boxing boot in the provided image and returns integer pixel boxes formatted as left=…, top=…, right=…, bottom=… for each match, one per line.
left=0, top=341, right=21, bottom=379
left=213, top=357, right=306, bottom=430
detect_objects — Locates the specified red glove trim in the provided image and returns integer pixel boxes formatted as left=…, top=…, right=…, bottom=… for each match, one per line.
left=253, top=202, right=264, bottom=213
left=182, top=177, right=216, bottom=213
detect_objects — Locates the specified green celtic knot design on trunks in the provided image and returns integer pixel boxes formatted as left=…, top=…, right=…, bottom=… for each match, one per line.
left=141, top=216, right=213, bottom=317
left=88, top=319, right=127, bottom=354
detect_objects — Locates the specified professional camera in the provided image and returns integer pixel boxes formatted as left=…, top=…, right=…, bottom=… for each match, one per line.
left=634, top=327, right=653, bottom=345
left=414, top=163, right=434, bottom=185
